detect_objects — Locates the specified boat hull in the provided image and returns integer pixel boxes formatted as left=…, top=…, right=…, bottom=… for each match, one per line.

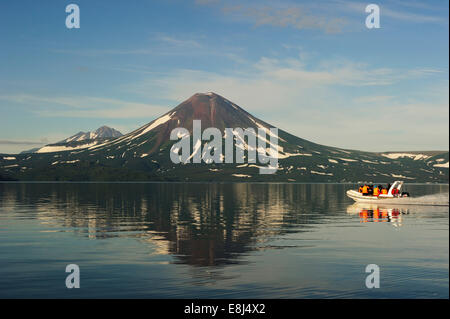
left=346, top=190, right=386, bottom=203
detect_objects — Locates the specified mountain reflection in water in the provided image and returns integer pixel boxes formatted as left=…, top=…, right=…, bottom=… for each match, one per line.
left=0, top=183, right=352, bottom=266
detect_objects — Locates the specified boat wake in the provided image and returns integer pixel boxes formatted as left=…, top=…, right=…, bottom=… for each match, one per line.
left=407, top=192, right=449, bottom=206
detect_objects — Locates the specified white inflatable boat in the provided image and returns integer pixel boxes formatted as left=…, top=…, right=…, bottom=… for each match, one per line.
left=347, top=181, right=449, bottom=206
left=347, top=181, right=406, bottom=202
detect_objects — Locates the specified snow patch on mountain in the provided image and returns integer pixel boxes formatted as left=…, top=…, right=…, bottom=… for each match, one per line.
left=131, top=112, right=174, bottom=140
left=277, top=152, right=312, bottom=159
left=338, top=158, right=358, bottom=162
left=362, top=159, right=379, bottom=164
left=51, top=160, right=80, bottom=165
left=37, top=142, right=99, bottom=153
left=311, top=170, right=333, bottom=176
left=247, top=116, right=286, bottom=142
left=382, top=153, right=430, bottom=160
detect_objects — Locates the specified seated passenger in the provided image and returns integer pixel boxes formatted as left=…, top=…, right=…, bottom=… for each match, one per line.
left=362, top=184, right=369, bottom=195
left=381, top=188, right=388, bottom=195
left=373, top=186, right=380, bottom=196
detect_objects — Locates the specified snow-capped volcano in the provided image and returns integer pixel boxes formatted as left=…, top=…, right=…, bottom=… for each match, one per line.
left=88, top=92, right=284, bottom=155
left=2, top=93, right=448, bottom=182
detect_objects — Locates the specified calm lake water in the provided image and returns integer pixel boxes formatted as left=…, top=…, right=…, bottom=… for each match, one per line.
left=0, top=183, right=448, bottom=299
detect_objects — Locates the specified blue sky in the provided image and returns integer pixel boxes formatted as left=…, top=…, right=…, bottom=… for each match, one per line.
left=0, top=0, right=448, bottom=153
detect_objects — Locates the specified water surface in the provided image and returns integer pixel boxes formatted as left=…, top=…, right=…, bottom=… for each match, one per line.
left=0, top=183, right=448, bottom=298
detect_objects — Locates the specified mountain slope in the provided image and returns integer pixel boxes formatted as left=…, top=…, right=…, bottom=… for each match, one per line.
left=1, top=93, right=449, bottom=182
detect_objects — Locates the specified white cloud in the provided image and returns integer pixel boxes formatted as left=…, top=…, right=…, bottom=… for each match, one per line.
left=139, top=55, right=441, bottom=104
left=222, top=4, right=348, bottom=33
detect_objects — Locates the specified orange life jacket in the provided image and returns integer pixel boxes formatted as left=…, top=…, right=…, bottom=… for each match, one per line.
left=362, top=185, right=368, bottom=194
left=358, top=186, right=363, bottom=193
left=381, top=188, right=388, bottom=195
left=373, top=187, right=380, bottom=196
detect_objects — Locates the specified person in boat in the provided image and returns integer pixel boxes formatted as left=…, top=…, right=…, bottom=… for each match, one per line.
left=361, top=184, right=369, bottom=195
left=381, top=187, right=388, bottom=195
left=373, top=185, right=381, bottom=197
left=368, top=185, right=374, bottom=196
left=358, top=185, right=363, bottom=193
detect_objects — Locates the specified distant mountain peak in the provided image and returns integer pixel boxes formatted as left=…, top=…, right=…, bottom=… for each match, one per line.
left=60, top=125, right=123, bottom=143
left=20, top=126, right=124, bottom=154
